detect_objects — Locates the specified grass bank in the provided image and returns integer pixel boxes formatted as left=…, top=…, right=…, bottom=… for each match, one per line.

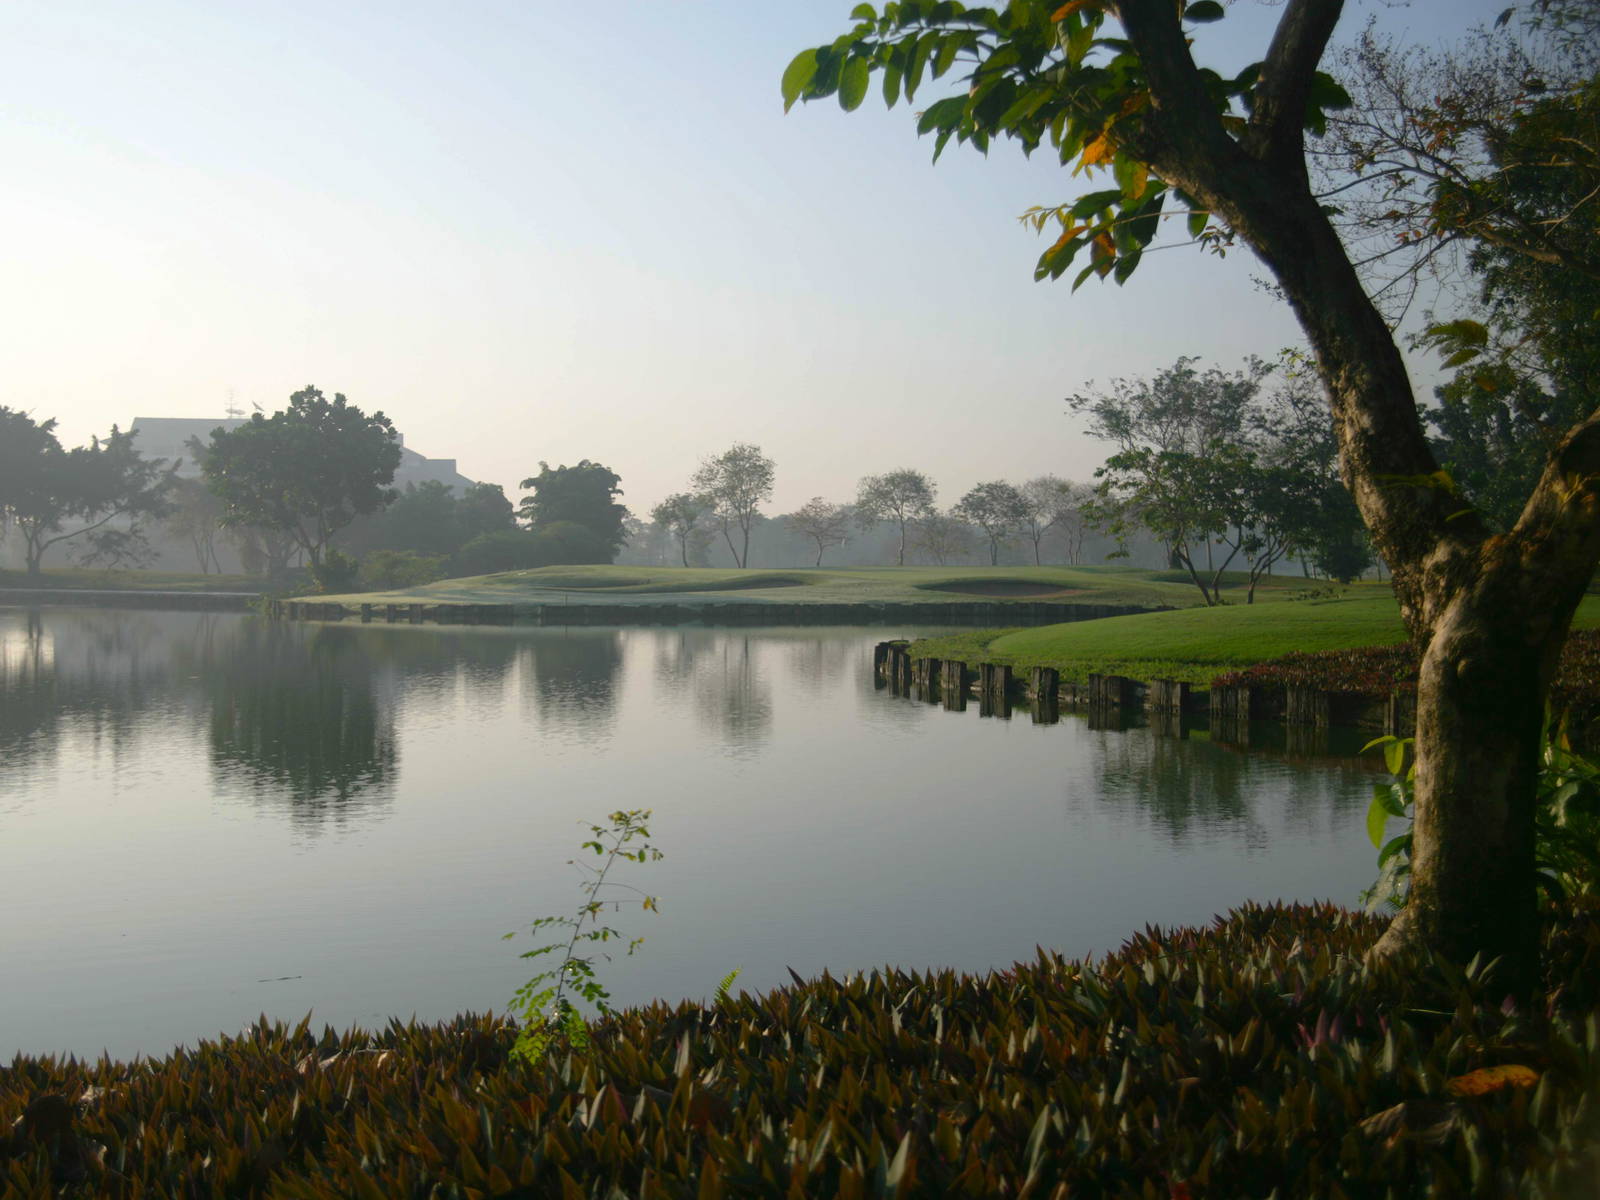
left=4, top=902, right=1595, bottom=1195
left=910, top=591, right=1600, bottom=684
left=0, top=567, right=261, bottom=593
left=317, top=563, right=1326, bottom=611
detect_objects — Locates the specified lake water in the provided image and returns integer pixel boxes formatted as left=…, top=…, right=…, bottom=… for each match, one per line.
left=2, top=608, right=1379, bottom=1060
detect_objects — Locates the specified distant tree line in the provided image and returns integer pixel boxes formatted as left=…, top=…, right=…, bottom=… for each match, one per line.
left=9, top=366, right=1455, bottom=593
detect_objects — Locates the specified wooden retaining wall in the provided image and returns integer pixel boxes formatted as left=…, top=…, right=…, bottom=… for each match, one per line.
left=273, top=598, right=1168, bottom=629
left=873, top=642, right=1424, bottom=739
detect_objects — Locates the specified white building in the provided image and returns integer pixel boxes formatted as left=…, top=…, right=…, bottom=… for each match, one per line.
left=128, top=417, right=476, bottom=493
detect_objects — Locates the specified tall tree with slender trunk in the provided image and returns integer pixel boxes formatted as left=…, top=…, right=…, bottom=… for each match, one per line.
left=785, top=497, right=853, bottom=566
left=690, top=443, right=775, bottom=568
left=855, top=468, right=937, bottom=565
left=650, top=493, right=709, bottom=567
left=788, top=0, right=1600, bottom=975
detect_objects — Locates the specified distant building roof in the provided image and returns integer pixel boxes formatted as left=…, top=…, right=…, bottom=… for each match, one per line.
left=128, top=416, right=477, bottom=492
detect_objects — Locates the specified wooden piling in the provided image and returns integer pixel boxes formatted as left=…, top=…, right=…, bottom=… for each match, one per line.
left=1385, top=690, right=1417, bottom=738
left=1148, top=678, right=1189, bottom=713
left=1285, top=686, right=1331, bottom=727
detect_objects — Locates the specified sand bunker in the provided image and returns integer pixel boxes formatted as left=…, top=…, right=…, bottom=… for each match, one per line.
left=925, top=580, right=1088, bottom=598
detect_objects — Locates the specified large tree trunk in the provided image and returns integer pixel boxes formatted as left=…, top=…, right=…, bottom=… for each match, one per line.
left=1118, top=0, right=1600, bottom=974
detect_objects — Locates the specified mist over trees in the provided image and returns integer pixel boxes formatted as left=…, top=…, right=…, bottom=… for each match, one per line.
left=855, top=469, right=937, bottom=566
left=203, top=387, right=401, bottom=590
left=0, top=408, right=176, bottom=578
left=690, top=443, right=776, bottom=568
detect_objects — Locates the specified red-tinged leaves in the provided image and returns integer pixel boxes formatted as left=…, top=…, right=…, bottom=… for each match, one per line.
left=1446, top=1064, right=1540, bottom=1097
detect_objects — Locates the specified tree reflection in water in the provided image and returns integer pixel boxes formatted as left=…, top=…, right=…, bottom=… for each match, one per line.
left=516, top=630, right=623, bottom=742
left=207, top=623, right=397, bottom=829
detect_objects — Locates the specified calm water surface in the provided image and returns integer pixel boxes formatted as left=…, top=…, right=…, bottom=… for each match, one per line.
left=2, top=608, right=1377, bottom=1059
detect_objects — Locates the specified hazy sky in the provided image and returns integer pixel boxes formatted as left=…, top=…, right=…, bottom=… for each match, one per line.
left=2, top=1, right=1509, bottom=515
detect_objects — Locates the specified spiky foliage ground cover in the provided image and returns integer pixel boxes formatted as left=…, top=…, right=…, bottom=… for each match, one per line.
left=5, top=902, right=1598, bottom=1197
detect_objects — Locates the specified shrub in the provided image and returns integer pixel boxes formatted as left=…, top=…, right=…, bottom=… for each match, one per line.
left=357, top=549, right=446, bottom=591
left=3, top=902, right=1597, bottom=1196
left=457, top=525, right=616, bottom=575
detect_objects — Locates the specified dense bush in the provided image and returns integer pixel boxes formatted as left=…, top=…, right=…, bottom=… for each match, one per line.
left=5, top=902, right=1598, bottom=1196
left=456, top=524, right=615, bottom=576
left=356, top=550, right=446, bottom=591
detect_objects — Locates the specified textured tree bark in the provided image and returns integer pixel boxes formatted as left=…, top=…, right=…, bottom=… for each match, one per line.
left=1119, top=0, right=1600, bottom=975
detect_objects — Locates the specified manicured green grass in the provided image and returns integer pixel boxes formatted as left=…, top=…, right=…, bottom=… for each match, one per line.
left=318, top=563, right=1326, bottom=610
left=910, top=592, right=1600, bottom=684
left=0, top=567, right=262, bottom=593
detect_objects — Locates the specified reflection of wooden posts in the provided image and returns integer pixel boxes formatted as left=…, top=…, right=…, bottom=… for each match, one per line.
left=1385, top=690, right=1417, bottom=738
left=941, top=660, right=968, bottom=711
left=1285, top=723, right=1330, bottom=758
left=408, top=603, right=424, bottom=624
left=360, top=603, right=373, bottom=623
left=1087, top=703, right=1131, bottom=731
left=1150, top=709, right=1187, bottom=739
left=1029, top=666, right=1060, bottom=725
left=1209, top=684, right=1255, bottom=749
left=1285, top=686, right=1331, bottom=728
left=1148, top=678, right=1189, bottom=714
left=977, top=663, right=1012, bottom=719
left=977, top=663, right=1011, bottom=699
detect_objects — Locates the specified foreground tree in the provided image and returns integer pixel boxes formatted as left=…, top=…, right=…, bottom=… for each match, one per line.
left=203, top=387, right=400, bottom=587
left=0, top=409, right=176, bottom=577
left=855, top=468, right=937, bottom=565
left=518, top=461, right=629, bottom=559
left=785, top=497, right=853, bottom=566
left=788, top=0, right=1600, bottom=973
left=690, top=443, right=775, bottom=568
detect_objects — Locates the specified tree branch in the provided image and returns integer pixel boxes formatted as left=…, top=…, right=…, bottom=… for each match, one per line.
left=1247, top=0, right=1345, bottom=166
left=1116, top=0, right=1236, bottom=170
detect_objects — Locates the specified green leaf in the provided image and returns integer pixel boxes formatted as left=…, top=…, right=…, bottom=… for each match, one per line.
left=782, top=49, right=819, bottom=112
left=1184, top=1, right=1226, bottom=22
left=882, top=61, right=903, bottom=107
left=1367, top=793, right=1389, bottom=849
left=917, top=95, right=966, bottom=135
left=1070, top=188, right=1124, bottom=217
left=1384, top=739, right=1406, bottom=778
left=933, top=33, right=963, bottom=79
left=850, top=2, right=877, bottom=18
left=1378, top=832, right=1412, bottom=868
left=839, top=56, right=871, bottom=112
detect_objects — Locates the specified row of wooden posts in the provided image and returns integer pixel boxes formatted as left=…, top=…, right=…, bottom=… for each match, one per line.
left=267, top=599, right=515, bottom=625
left=873, top=641, right=1415, bottom=736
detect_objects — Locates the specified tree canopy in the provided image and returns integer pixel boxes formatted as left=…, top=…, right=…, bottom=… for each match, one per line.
left=691, top=443, right=776, bottom=568
left=855, top=469, right=937, bottom=566
left=202, top=386, right=400, bottom=586
left=518, top=461, right=628, bottom=559
left=0, top=408, right=175, bottom=576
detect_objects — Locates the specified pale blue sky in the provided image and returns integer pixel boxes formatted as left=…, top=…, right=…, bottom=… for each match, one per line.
left=2, top=1, right=1508, bottom=513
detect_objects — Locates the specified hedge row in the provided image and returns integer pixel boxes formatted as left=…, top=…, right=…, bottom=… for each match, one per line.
left=6, top=901, right=1599, bottom=1197
left=1212, top=629, right=1600, bottom=709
